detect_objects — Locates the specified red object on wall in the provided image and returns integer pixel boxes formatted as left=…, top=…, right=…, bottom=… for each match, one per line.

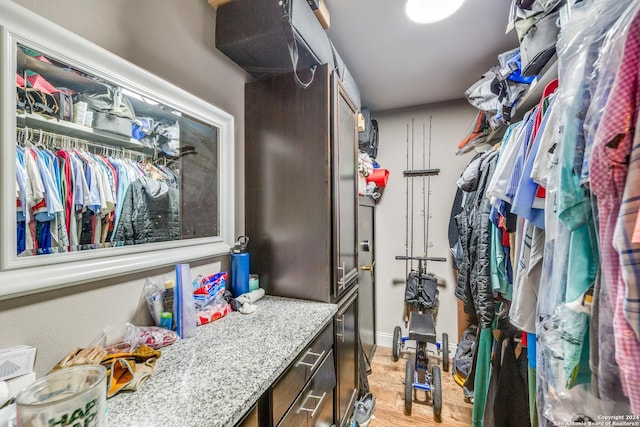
left=366, top=168, right=389, bottom=187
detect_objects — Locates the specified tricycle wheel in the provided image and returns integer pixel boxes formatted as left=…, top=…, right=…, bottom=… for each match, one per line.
left=392, top=326, right=402, bottom=362
left=404, top=359, right=413, bottom=415
left=442, top=332, right=449, bottom=372
left=432, top=364, right=442, bottom=422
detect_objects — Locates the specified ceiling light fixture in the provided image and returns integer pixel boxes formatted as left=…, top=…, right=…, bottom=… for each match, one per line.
left=405, top=0, right=465, bottom=24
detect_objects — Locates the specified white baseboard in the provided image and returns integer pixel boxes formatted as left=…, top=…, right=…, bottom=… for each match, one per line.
left=376, top=331, right=394, bottom=349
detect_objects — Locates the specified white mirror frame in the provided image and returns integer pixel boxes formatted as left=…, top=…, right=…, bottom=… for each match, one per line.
left=0, top=2, right=235, bottom=300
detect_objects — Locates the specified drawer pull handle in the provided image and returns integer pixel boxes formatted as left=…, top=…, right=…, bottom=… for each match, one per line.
left=337, top=262, right=346, bottom=290
left=296, top=391, right=327, bottom=418
left=296, top=349, right=326, bottom=371
left=338, top=269, right=358, bottom=289
left=336, top=316, right=345, bottom=342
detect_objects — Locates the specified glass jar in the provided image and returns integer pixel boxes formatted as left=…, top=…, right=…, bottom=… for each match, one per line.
left=15, top=365, right=107, bottom=427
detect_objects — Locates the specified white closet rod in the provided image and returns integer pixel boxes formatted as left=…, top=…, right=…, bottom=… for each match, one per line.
left=16, top=126, right=148, bottom=161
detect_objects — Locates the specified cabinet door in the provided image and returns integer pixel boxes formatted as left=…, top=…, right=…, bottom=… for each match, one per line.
left=358, top=196, right=376, bottom=361
left=272, top=323, right=333, bottom=426
left=279, top=351, right=336, bottom=427
left=245, top=65, right=333, bottom=303
left=312, top=389, right=334, bottom=427
left=332, top=75, right=358, bottom=298
left=335, top=288, right=358, bottom=427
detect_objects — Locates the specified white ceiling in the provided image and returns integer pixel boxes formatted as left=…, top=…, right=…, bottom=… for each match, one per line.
left=325, top=0, right=519, bottom=112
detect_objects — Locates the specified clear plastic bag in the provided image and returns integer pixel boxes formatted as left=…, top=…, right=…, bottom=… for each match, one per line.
left=105, top=323, right=180, bottom=354
left=196, top=302, right=232, bottom=326
left=175, top=263, right=197, bottom=339
left=97, top=323, right=179, bottom=354
left=192, top=272, right=227, bottom=309
left=193, top=271, right=231, bottom=325
left=142, top=274, right=174, bottom=327
left=143, top=277, right=162, bottom=326
left=122, top=324, right=179, bottom=351
left=582, top=0, right=640, bottom=184
left=535, top=2, right=638, bottom=423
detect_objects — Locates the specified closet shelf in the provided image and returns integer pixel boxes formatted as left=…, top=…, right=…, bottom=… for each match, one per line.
left=481, top=57, right=558, bottom=147
left=17, top=49, right=181, bottom=124
left=17, top=49, right=105, bottom=93
left=512, top=57, right=558, bottom=122
left=482, top=125, right=508, bottom=147
left=17, top=113, right=157, bottom=155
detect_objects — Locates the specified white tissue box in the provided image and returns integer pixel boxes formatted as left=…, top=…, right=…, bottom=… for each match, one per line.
left=0, top=345, right=36, bottom=381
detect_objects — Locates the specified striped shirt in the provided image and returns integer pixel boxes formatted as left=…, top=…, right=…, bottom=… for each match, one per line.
left=590, top=8, right=640, bottom=413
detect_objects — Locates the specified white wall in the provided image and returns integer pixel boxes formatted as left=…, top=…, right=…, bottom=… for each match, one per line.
left=373, top=100, right=477, bottom=349
left=1, top=0, right=248, bottom=376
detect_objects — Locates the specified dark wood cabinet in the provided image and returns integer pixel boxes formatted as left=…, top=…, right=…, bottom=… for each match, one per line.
left=238, top=405, right=259, bottom=427
left=333, top=78, right=359, bottom=297
left=240, top=322, right=335, bottom=427
left=271, top=324, right=334, bottom=426
left=245, top=64, right=358, bottom=304
left=335, top=287, right=359, bottom=427
left=358, top=196, right=377, bottom=361
left=270, top=323, right=336, bottom=427
left=245, top=64, right=360, bottom=427
left=278, top=353, right=335, bottom=427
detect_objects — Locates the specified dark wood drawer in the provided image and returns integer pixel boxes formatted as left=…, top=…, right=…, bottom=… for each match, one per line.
left=237, top=404, right=258, bottom=427
left=277, top=349, right=336, bottom=427
left=272, top=322, right=333, bottom=425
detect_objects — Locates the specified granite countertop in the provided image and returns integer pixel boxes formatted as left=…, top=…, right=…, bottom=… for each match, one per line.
left=106, top=296, right=337, bottom=427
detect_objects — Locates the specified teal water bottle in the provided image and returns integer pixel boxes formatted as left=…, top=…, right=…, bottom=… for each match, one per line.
left=231, top=236, right=250, bottom=297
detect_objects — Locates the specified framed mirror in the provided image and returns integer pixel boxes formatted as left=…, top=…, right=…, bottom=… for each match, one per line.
left=0, top=3, right=235, bottom=299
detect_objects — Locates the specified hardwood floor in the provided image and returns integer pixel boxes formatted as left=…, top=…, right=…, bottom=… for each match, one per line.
left=366, top=346, right=473, bottom=426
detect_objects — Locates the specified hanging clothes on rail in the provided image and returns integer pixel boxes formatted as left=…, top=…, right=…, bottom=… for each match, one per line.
left=589, top=3, right=640, bottom=414
left=451, top=1, right=640, bottom=425
left=14, top=135, right=179, bottom=256
left=112, top=176, right=180, bottom=245
left=453, top=148, right=501, bottom=427
left=455, top=149, right=499, bottom=330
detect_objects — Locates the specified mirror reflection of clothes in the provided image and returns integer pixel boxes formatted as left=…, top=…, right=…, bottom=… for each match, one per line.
left=113, top=177, right=179, bottom=245
left=15, top=145, right=178, bottom=254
